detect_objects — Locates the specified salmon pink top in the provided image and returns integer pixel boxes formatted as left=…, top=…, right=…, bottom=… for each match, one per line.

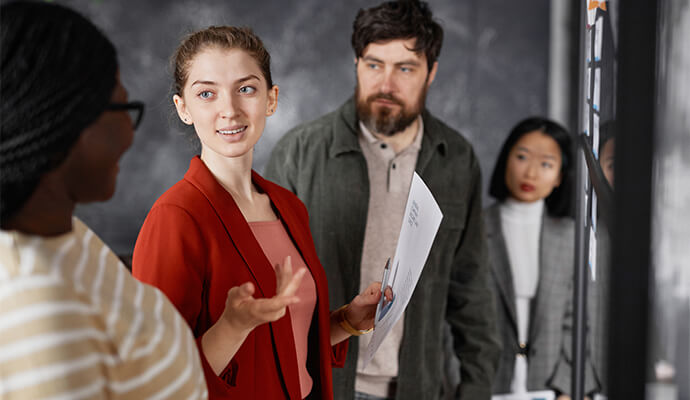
left=249, top=219, right=317, bottom=399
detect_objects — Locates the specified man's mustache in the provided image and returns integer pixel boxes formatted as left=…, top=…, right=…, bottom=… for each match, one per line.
left=366, top=93, right=404, bottom=107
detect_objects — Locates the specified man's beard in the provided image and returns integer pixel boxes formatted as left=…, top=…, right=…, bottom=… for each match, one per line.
left=355, top=85, right=426, bottom=137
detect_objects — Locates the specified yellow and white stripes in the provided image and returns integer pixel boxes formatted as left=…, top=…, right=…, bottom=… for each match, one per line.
left=0, top=218, right=208, bottom=399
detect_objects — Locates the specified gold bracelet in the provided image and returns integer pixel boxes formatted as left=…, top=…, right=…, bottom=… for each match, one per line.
left=335, top=304, right=373, bottom=336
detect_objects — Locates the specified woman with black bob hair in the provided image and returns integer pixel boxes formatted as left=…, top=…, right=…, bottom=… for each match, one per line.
left=485, top=117, right=594, bottom=398
left=0, top=2, right=207, bottom=398
left=488, top=117, right=574, bottom=218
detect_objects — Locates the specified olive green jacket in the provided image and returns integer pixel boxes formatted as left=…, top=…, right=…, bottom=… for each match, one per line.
left=265, top=98, right=500, bottom=400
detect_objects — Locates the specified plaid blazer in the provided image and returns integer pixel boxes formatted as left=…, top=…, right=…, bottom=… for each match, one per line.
left=485, top=202, right=575, bottom=394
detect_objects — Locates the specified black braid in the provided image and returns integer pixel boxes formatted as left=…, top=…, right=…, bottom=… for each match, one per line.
left=0, top=1, right=118, bottom=224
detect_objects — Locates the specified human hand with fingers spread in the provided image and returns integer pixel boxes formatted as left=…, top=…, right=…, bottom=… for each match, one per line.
left=134, top=25, right=358, bottom=397
left=220, top=255, right=306, bottom=333
left=330, top=282, right=393, bottom=345
left=202, top=255, right=306, bottom=374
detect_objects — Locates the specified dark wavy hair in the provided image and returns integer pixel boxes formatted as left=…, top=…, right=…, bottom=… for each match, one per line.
left=351, top=0, right=443, bottom=71
left=488, top=117, right=574, bottom=218
left=1, top=1, right=117, bottom=224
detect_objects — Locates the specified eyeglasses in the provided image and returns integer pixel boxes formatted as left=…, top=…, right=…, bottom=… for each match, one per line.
left=107, top=101, right=145, bottom=130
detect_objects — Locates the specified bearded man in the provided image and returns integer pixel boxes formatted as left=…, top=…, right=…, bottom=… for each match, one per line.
left=266, top=1, right=500, bottom=399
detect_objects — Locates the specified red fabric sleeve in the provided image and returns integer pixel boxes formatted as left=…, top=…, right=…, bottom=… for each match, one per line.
left=194, top=336, right=238, bottom=397
left=132, top=204, right=206, bottom=331
left=133, top=204, right=245, bottom=395
left=330, top=339, right=349, bottom=368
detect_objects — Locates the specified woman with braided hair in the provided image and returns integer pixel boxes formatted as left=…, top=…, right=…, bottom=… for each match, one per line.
left=0, top=2, right=207, bottom=398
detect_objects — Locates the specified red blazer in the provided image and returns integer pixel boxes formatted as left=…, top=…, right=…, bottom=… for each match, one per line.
left=133, top=156, right=347, bottom=399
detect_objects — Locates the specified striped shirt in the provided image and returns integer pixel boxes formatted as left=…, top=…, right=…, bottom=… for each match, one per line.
left=0, top=217, right=208, bottom=399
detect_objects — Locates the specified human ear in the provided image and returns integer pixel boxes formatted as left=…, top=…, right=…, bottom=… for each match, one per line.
left=173, top=94, right=193, bottom=125
left=426, top=61, right=439, bottom=87
left=266, top=85, right=279, bottom=116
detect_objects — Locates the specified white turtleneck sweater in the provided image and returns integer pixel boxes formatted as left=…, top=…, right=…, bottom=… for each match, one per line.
left=499, top=197, right=545, bottom=394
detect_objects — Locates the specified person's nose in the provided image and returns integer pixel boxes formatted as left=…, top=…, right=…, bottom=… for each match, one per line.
left=525, top=162, right=538, bottom=179
left=379, top=67, right=397, bottom=94
left=219, top=93, right=239, bottom=119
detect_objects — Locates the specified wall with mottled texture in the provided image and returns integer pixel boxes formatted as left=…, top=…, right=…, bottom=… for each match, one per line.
left=651, top=0, right=690, bottom=396
left=55, top=0, right=550, bottom=255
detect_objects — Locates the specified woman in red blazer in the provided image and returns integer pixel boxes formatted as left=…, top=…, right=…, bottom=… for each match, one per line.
left=132, top=27, right=387, bottom=399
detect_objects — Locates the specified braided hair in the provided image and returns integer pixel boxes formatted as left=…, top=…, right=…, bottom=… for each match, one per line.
left=0, top=1, right=118, bottom=224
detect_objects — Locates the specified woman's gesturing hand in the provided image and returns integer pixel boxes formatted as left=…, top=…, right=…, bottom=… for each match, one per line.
left=221, top=255, right=306, bottom=333
left=203, top=255, right=305, bottom=375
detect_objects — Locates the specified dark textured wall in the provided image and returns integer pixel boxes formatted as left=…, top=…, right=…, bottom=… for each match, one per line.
left=55, top=0, right=550, bottom=255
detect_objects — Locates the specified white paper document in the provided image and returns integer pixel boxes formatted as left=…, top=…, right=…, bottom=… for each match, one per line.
left=593, top=67, right=601, bottom=111
left=586, top=0, right=597, bottom=26
left=361, top=172, right=443, bottom=368
left=585, top=27, right=592, bottom=63
left=594, top=16, right=603, bottom=61
left=593, top=112, right=600, bottom=157
left=491, top=390, right=555, bottom=400
left=589, top=226, right=598, bottom=281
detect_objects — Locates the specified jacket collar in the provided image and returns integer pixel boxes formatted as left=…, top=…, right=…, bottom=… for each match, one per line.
left=184, top=156, right=277, bottom=298
left=328, top=96, right=448, bottom=166
left=488, top=201, right=567, bottom=344
left=183, top=156, right=325, bottom=298
left=183, top=155, right=327, bottom=305
left=485, top=202, right=519, bottom=332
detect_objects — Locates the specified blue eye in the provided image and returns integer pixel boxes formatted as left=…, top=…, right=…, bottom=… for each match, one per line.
left=368, top=63, right=380, bottom=70
left=400, top=66, right=412, bottom=73
left=198, top=90, right=213, bottom=99
left=239, top=86, right=256, bottom=94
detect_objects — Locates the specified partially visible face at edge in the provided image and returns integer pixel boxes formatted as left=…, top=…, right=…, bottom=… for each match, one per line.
left=505, top=130, right=563, bottom=203
left=599, top=138, right=615, bottom=187
left=61, top=74, right=134, bottom=203
left=172, top=47, right=278, bottom=162
left=355, top=38, right=437, bottom=136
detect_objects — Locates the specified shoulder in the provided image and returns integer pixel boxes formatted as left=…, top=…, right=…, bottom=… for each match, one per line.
left=144, top=177, right=212, bottom=228
left=483, top=202, right=501, bottom=222
left=544, top=214, right=575, bottom=234
left=424, top=112, right=474, bottom=150
left=135, top=181, right=212, bottom=254
left=543, top=214, right=575, bottom=250
left=152, top=177, right=203, bottom=209
left=423, top=111, right=479, bottom=169
left=148, top=158, right=215, bottom=211
left=1, top=270, right=97, bottom=343
left=275, top=101, right=349, bottom=149
left=483, top=203, right=502, bottom=236
left=1, top=270, right=83, bottom=306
